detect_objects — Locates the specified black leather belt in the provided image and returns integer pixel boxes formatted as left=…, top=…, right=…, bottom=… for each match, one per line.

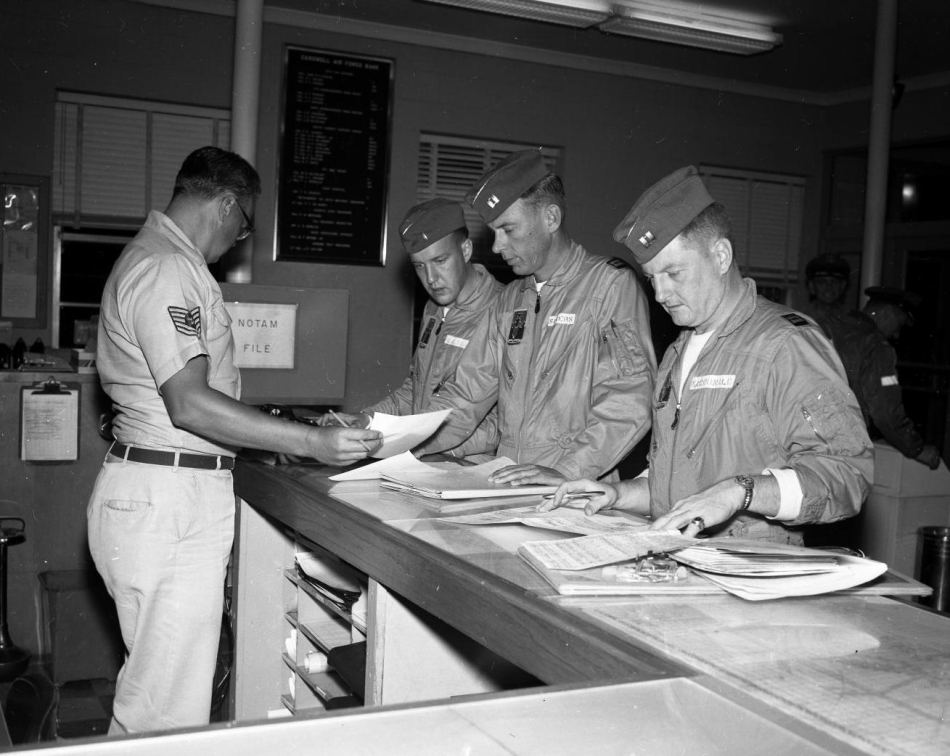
left=109, top=443, right=235, bottom=471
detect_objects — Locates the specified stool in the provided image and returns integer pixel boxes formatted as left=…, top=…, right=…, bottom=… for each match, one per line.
left=0, top=517, right=30, bottom=681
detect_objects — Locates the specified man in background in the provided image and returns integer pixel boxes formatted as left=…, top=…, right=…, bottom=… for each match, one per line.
left=324, top=198, right=503, bottom=461
left=802, top=252, right=852, bottom=336
left=825, top=286, right=941, bottom=469
left=89, top=146, right=381, bottom=734
left=545, top=166, right=873, bottom=542
left=417, top=149, right=656, bottom=484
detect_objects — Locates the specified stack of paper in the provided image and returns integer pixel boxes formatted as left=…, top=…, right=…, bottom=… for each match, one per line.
left=671, top=540, right=840, bottom=576
left=518, top=530, right=696, bottom=572
left=380, top=456, right=558, bottom=501
left=517, top=534, right=895, bottom=601
left=329, top=450, right=442, bottom=482
left=440, top=506, right=647, bottom=536
left=670, top=539, right=889, bottom=601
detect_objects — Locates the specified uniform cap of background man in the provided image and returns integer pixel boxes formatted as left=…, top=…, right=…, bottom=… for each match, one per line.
left=399, top=198, right=467, bottom=255
left=865, top=286, right=923, bottom=324
left=465, top=149, right=549, bottom=224
left=806, top=252, right=851, bottom=281
left=612, top=165, right=715, bottom=265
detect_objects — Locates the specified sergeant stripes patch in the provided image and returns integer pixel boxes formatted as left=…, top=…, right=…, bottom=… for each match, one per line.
left=168, top=306, right=202, bottom=337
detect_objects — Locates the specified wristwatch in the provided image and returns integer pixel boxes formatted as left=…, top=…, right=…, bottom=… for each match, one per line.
left=735, top=474, right=755, bottom=511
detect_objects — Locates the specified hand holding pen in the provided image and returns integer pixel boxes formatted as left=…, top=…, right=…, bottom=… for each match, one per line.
left=538, top=478, right=617, bottom=516
left=304, top=410, right=381, bottom=463
left=318, top=409, right=371, bottom=429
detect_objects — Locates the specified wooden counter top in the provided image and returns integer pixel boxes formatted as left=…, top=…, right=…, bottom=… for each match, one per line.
left=234, top=458, right=950, bottom=755
left=233, top=459, right=687, bottom=685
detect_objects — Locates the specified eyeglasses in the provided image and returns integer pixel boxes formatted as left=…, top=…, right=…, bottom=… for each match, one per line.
left=235, top=201, right=255, bottom=241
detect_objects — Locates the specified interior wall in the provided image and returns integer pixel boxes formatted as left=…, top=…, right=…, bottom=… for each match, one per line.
left=1, top=0, right=946, bottom=412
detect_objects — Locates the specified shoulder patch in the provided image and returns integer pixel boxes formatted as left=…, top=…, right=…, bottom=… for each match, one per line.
left=606, top=256, right=631, bottom=270
left=782, top=313, right=810, bottom=327
left=168, top=305, right=202, bottom=337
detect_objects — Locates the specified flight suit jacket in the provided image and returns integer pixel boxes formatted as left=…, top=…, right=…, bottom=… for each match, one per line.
left=821, top=310, right=925, bottom=458
left=423, top=242, right=656, bottom=480
left=367, top=264, right=503, bottom=459
left=649, top=279, right=873, bottom=541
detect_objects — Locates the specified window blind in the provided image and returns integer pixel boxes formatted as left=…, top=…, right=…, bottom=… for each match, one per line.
left=700, top=165, right=805, bottom=283
left=53, top=92, right=230, bottom=223
left=417, top=134, right=560, bottom=255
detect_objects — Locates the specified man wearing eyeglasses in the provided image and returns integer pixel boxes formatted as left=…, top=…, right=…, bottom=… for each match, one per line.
left=88, top=146, right=381, bottom=735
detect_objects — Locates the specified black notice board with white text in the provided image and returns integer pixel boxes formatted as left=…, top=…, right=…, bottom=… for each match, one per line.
left=276, top=46, right=393, bottom=266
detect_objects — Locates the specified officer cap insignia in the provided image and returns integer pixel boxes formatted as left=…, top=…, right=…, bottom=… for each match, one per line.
left=399, top=198, right=466, bottom=255
left=465, top=149, right=549, bottom=223
left=612, top=165, right=715, bottom=266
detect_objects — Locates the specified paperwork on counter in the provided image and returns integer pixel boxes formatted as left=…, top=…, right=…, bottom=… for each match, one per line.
left=519, top=530, right=695, bottom=571
left=440, top=506, right=648, bottom=536
left=519, top=534, right=894, bottom=601
left=329, top=450, right=438, bottom=481
left=379, top=456, right=558, bottom=502
left=367, top=409, right=452, bottom=458
left=671, top=541, right=889, bottom=601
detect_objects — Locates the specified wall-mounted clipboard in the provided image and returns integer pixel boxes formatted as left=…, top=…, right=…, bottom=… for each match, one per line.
left=20, top=377, right=79, bottom=461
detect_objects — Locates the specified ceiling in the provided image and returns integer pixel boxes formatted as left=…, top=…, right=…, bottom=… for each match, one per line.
left=265, top=0, right=950, bottom=98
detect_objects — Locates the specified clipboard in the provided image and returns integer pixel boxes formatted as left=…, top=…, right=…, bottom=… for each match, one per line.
left=20, top=377, right=79, bottom=461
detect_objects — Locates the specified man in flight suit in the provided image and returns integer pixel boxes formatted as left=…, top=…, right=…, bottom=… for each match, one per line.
left=824, top=286, right=941, bottom=469
left=88, top=147, right=381, bottom=734
left=324, top=198, right=503, bottom=461
left=545, top=166, right=873, bottom=543
left=417, top=149, right=656, bottom=484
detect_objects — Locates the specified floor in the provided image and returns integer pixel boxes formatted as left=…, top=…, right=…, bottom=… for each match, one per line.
left=1, top=673, right=114, bottom=745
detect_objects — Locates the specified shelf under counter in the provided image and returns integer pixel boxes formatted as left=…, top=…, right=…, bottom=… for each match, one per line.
left=233, top=458, right=950, bottom=755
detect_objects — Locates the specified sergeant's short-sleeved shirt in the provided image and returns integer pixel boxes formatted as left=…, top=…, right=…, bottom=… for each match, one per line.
left=97, top=211, right=240, bottom=455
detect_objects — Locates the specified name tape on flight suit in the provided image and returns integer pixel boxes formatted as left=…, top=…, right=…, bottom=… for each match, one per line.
left=546, top=313, right=576, bottom=327
left=689, top=374, right=736, bottom=390
left=444, top=335, right=468, bottom=348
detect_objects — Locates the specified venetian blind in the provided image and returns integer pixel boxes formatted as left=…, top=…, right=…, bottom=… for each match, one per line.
left=699, top=165, right=805, bottom=283
left=52, top=92, right=230, bottom=224
left=417, top=134, right=560, bottom=256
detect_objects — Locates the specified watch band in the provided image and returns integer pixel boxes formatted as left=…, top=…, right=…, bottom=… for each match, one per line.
left=735, top=474, right=754, bottom=511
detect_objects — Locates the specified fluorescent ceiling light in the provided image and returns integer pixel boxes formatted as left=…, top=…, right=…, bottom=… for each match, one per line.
left=601, top=1, right=782, bottom=55
left=420, top=0, right=782, bottom=55
left=420, top=0, right=612, bottom=28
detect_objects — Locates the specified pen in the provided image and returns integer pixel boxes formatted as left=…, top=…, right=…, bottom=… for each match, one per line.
left=328, top=409, right=350, bottom=427
left=540, top=491, right=605, bottom=501
left=328, top=410, right=372, bottom=452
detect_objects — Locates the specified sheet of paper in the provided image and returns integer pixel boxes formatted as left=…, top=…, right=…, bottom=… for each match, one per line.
left=672, top=540, right=841, bottom=576
left=692, top=554, right=888, bottom=601
left=441, top=506, right=648, bottom=536
left=20, top=385, right=79, bottom=461
left=329, top=450, right=434, bottom=481
left=379, top=456, right=557, bottom=500
left=369, top=409, right=452, bottom=458
left=519, top=530, right=695, bottom=571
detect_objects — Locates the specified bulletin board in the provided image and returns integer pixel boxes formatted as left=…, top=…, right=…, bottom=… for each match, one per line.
left=275, top=46, right=393, bottom=266
left=1, top=174, right=50, bottom=328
